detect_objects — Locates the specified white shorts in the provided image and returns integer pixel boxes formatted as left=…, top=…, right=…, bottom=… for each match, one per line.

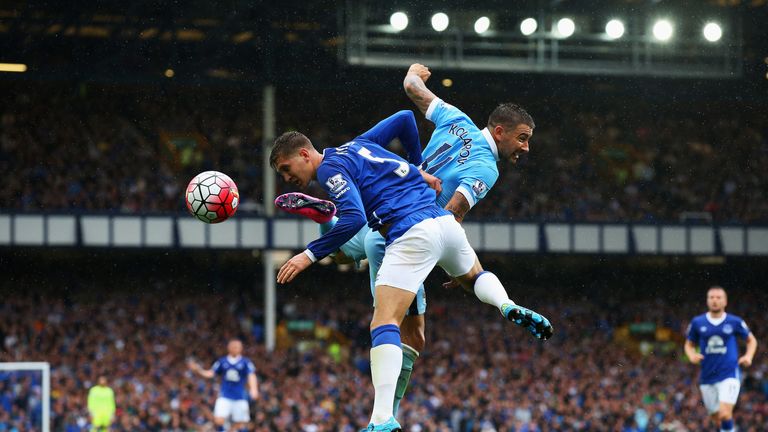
left=213, top=397, right=250, bottom=422
left=376, top=215, right=476, bottom=293
left=699, top=378, right=740, bottom=413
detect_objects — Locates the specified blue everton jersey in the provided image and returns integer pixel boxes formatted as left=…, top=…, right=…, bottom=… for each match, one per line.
left=420, top=98, right=500, bottom=209
left=307, top=141, right=449, bottom=260
left=212, top=356, right=256, bottom=400
left=686, top=313, right=751, bottom=384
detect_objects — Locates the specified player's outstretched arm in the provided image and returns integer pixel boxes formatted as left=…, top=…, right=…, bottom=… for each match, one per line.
left=358, top=110, right=423, bottom=165
left=187, top=359, right=215, bottom=379
left=277, top=252, right=313, bottom=284
left=403, top=63, right=438, bottom=115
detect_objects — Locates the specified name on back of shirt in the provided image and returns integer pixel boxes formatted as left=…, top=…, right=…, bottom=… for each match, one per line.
left=448, top=123, right=473, bottom=165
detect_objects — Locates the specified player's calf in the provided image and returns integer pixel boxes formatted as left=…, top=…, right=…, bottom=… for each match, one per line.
left=717, top=402, right=735, bottom=431
left=399, top=315, right=425, bottom=352
left=368, top=286, right=414, bottom=427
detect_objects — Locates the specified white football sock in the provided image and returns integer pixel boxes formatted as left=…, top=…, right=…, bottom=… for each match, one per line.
left=474, top=271, right=515, bottom=313
left=369, top=344, right=402, bottom=424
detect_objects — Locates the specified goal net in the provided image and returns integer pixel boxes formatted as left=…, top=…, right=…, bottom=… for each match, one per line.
left=0, top=362, right=50, bottom=432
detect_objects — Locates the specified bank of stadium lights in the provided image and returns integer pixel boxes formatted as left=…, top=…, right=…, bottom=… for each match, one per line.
left=474, top=16, right=490, bottom=35
left=652, top=19, right=673, bottom=42
left=556, top=18, right=575, bottom=38
left=431, top=12, right=449, bottom=32
left=520, top=18, right=537, bottom=36
left=384, top=13, right=723, bottom=45
left=389, top=12, right=408, bottom=31
left=703, top=22, right=722, bottom=42
left=605, top=19, right=625, bottom=39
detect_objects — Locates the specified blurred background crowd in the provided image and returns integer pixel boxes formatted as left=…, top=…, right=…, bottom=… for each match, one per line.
left=2, top=83, right=766, bottom=223
left=2, top=1, right=767, bottom=431
left=1, top=256, right=766, bottom=432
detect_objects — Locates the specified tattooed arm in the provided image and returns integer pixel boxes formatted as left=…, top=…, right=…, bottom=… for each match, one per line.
left=444, top=191, right=471, bottom=223
left=403, top=63, right=438, bottom=115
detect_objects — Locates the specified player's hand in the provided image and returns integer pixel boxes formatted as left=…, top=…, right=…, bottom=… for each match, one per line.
left=442, top=277, right=473, bottom=293
left=407, top=63, right=431, bottom=83
left=277, top=252, right=313, bottom=284
left=249, top=389, right=259, bottom=400
left=738, top=355, right=753, bottom=367
left=688, top=352, right=704, bottom=364
left=419, top=170, right=442, bottom=195
left=186, top=359, right=200, bottom=372
left=442, top=278, right=459, bottom=290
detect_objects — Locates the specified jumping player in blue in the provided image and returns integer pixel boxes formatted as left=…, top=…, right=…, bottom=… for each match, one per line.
left=188, top=339, right=259, bottom=432
left=270, top=110, right=552, bottom=431
left=684, top=286, right=758, bottom=432
left=275, top=62, right=537, bottom=419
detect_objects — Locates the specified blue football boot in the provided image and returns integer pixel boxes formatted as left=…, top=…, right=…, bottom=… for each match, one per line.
left=502, top=303, right=554, bottom=340
left=361, top=416, right=402, bottom=432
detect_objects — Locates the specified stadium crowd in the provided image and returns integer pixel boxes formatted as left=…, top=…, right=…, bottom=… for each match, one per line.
left=1, top=84, right=767, bottom=223
left=1, top=269, right=766, bottom=432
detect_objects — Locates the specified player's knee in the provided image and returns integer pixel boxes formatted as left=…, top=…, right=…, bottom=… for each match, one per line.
left=370, top=307, right=400, bottom=328
left=718, top=408, right=733, bottom=421
left=455, top=262, right=484, bottom=289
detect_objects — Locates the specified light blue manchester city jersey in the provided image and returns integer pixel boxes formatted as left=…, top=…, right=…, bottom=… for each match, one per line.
left=420, top=98, right=500, bottom=209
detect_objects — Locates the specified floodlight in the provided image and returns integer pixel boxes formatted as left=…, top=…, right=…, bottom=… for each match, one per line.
left=605, top=19, right=625, bottom=39
left=703, top=22, right=722, bottom=42
left=390, top=12, right=408, bottom=31
left=557, top=18, right=575, bottom=38
left=520, top=18, right=537, bottom=36
left=474, top=17, right=490, bottom=34
left=653, top=19, right=673, bottom=42
left=431, top=13, right=449, bottom=32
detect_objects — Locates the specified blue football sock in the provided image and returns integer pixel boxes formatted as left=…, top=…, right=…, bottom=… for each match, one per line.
left=720, top=418, right=734, bottom=432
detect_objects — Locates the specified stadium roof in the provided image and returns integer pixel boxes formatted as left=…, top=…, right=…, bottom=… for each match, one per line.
left=0, top=0, right=765, bottom=85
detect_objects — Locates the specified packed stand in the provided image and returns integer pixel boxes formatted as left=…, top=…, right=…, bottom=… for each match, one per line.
left=1, top=83, right=767, bottom=223
left=1, top=273, right=766, bottom=432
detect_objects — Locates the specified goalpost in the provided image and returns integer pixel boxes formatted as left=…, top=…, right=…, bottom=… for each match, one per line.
left=0, top=362, right=50, bottom=432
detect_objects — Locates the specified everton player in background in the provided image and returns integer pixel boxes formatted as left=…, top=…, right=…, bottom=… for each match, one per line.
left=685, top=286, right=758, bottom=432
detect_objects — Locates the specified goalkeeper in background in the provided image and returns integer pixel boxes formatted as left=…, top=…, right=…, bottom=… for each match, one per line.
left=87, top=376, right=116, bottom=432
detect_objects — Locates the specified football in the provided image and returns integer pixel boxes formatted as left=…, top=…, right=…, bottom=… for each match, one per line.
left=185, top=171, right=240, bottom=224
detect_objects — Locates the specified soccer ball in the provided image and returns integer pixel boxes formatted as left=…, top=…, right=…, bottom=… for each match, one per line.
left=185, top=171, right=240, bottom=224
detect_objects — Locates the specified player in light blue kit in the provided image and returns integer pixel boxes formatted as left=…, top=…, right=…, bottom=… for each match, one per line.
left=684, top=286, right=758, bottom=432
left=270, top=111, right=551, bottom=431
left=188, top=339, right=259, bottom=432
left=275, top=63, right=536, bottom=418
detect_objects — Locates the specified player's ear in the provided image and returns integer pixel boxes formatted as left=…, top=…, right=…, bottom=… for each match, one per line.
left=492, top=124, right=505, bottom=140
